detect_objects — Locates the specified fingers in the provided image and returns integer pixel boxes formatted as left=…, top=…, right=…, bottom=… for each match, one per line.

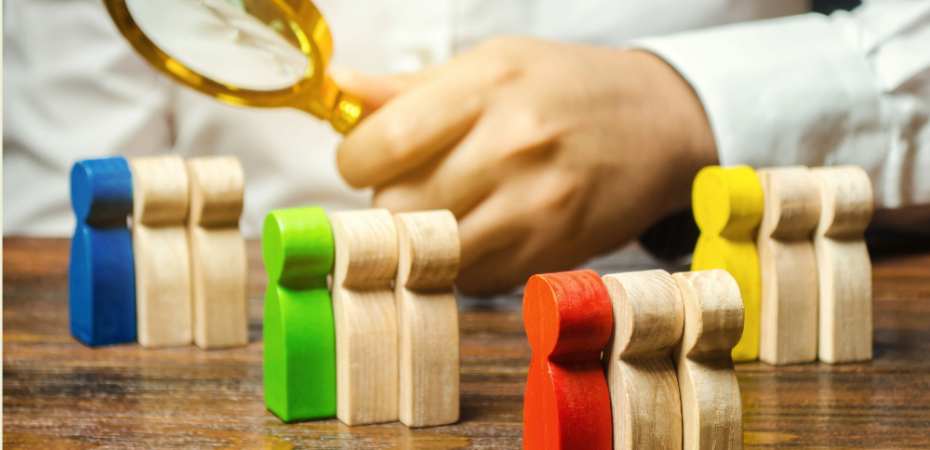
left=450, top=163, right=603, bottom=294
left=371, top=104, right=566, bottom=222
left=456, top=166, right=581, bottom=266
left=455, top=189, right=534, bottom=270
left=336, top=74, right=485, bottom=188
left=334, top=39, right=527, bottom=189
left=455, top=244, right=527, bottom=295
left=328, top=67, right=421, bottom=113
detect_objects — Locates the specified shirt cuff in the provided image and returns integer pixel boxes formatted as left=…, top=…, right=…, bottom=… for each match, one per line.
left=631, top=13, right=887, bottom=186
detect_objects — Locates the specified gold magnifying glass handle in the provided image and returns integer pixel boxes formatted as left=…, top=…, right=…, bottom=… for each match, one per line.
left=330, top=92, right=363, bottom=134
left=320, top=76, right=363, bottom=134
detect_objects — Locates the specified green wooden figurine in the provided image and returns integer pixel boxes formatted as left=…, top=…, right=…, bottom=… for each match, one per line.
left=262, top=206, right=337, bottom=422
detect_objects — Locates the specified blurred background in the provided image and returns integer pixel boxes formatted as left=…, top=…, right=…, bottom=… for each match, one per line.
left=4, top=0, right=859, bottom=239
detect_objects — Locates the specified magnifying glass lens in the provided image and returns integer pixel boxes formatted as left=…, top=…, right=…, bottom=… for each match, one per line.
left=127, top=0, right=311, bottom=91
left=108, top=0, right=362, bottom=133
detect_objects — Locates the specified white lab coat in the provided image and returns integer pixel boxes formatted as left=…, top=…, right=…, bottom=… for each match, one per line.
left=4, top=0, right=928, bottom=237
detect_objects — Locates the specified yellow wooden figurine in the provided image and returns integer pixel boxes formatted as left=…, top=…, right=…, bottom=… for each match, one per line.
left=691, top=166, right=764, bottom=362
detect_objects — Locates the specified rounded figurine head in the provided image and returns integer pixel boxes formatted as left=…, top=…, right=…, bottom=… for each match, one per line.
left=523, top=270, right=613, bottom=359
left=692, top=165, right=764, bottom=238
left=70, top=157, right=134, bottom=226
left=262, top=206, right=335, bottom=287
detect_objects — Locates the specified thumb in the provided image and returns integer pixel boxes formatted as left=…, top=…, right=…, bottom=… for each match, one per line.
left=329, top=67, right=419, bottom=114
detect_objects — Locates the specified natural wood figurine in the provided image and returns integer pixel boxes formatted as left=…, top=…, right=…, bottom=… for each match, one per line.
left=757, top=167, right=821, bottom=366
left=129, top=155, right=192, bottom=349
left=187, top=156, right=248, bottom=350
left=602, top=270, right=684, bottom=450
left=262, top=207, right=337, bottom=422
left=672, top=270, right=744, bottom=450
left=394, top=210, right=460, bottom=428
left=812, top=166, right=874, bottom=364
left=523, top=270, right=613, bottom=450
left=330, top=209, right=399, bottom=426
left=691, top=165, right=764, bottom=362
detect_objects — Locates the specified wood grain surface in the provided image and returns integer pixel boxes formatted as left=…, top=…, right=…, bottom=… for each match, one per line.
left=812, top=166, right=874, bottom=364
left=4, top=237, right=930, bottom=449
left=602, top=270, right=684, bottom=450
left=187, top=156, right=249, bottom=351
left=757, top=168, right=821, bottom=366
left=673, top=270, right=743, bottom=450
left=331, top=209, right=399, bottom=426
left=394, top=211, right=461, bottom=428
left=129, top=155, right=193, bottom=349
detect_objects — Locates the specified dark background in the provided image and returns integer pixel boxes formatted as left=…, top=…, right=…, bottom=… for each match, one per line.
left=812, top=0, right=861, bottom=14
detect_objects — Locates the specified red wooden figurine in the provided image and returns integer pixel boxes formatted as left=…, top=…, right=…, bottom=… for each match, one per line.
left=523, top=270, right=613, bottom=450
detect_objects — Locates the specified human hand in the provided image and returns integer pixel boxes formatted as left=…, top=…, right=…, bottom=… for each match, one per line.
left=332, top=37, right=717, bottom=294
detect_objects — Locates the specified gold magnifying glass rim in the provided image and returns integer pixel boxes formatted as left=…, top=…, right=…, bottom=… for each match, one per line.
left=104, top=0, right=337, bottom=119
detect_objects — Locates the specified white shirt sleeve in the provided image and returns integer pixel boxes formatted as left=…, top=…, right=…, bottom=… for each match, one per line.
left=633, top=1, right=930, bottom=225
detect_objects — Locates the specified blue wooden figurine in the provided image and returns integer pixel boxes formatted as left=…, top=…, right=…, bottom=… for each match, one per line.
left=69, top=157, right=137, bottom=346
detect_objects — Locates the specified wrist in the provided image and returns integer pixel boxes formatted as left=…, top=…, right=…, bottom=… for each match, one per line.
left=630, top=50, right=718, bottom=215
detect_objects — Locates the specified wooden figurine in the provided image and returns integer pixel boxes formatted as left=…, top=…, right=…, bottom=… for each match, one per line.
left=394, top=210, right=460, bottom=428
left=330, top=209, right=399, bottom=426
left=523, top=270, right=613, bottom=450
left=691, top=165, right=764, bottom=362
left=262, top=207, right=337, bottom=422
left=672, top=270, right=744, bottom=450
left=757, top=167, right=821, bottom=365
left=812, top=166, right=874, bottom=364
left=129, top=155, right=192, bottom=349
left=187, top=156, right=248, bottom=350
left=69, top=157, right=137, bottom=346
left=602, top=270, right=684, bottom=450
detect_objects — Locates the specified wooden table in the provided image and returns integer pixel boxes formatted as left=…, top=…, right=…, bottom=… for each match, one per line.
left=4, top=237, right=929, bottom=449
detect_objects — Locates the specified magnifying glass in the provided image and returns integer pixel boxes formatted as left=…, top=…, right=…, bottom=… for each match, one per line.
left=105, top=0, right=362, bottom=134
